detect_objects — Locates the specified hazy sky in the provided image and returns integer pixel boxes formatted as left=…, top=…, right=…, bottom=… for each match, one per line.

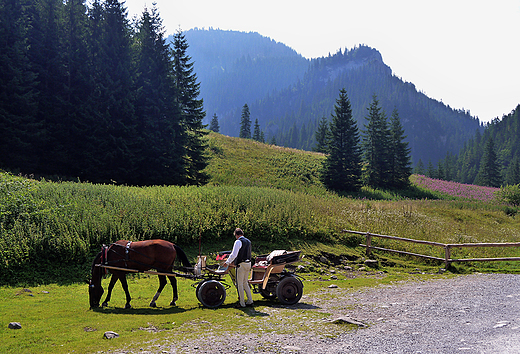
left=123, top=0, right=519, bottom=123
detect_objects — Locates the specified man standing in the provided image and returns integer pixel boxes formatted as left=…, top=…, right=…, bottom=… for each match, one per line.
left=225, top=228, right=253, bottom=308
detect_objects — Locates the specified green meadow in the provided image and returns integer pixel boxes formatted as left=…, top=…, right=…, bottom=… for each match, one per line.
left=2, top=131, right=520, bottom=353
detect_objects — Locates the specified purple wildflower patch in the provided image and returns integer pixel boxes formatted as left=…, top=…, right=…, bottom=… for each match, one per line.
left=411, top=175, right=499, bottom=202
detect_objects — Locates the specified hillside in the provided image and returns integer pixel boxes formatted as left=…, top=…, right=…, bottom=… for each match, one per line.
left=204, top=132, right=326, bottom=195
left=182, top=29, right=482, bottom=166
left=452, top=104, right=520, bottom=186
left=2, top=133, right=520, bottom=285
left=181, top=28, right=309, bottom=124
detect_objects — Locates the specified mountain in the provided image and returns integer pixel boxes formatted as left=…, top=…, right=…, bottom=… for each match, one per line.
left=179, top=29, right=483, bottom=165
left=181, top=28, right=309, bottom=127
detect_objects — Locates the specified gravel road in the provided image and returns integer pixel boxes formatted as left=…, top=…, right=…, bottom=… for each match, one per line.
left=120, top=274, right=520, bottom=354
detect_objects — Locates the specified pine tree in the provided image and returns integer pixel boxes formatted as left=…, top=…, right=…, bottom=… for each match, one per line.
left=320, top=89, right=362, bottom=192
left=414, top=159, right=425, bottom=175
left=474, top=138, right=501, bottom=187
left=61, top=0, right=95, bottom=178
left=172, top=29, right=208, bottom=185
left=134, top=6, right=186, bottom=185
left=209, top=113, right=219, bottom=132
left=388, top=108, right=412, bottom=188
left=253, top=118, right=263, bottom=142
left=313, top=116, right=329, bottom=153
left=0, top=0, right=39, bottom=170
left=239, top=103, right=251, bottom=139
left=505, top=157, right=520, bottom=185
left=27, top=0, right=68, bottom=175
left=89, top=0, right=137, bottom=183
left=427, top=160, right=436, bottom=178
left=362, top=94, right=391, bottom=188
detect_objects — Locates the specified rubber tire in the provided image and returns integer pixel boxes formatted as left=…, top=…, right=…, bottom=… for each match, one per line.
left=195, top=281, right=204, bottom=303
left=197, top=280, right=226, bottom=308
left=259, top=286, right=277, bottom=299
left=276, top=276, right=303, bottom=305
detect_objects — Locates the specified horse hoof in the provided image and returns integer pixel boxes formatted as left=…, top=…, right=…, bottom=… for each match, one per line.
left=149, top=302, right=157, bottom=308
left=102, top=302, right=108, bottom=307
left=170, top=301, right=176, bottom=306
left=125, top=303, right=132, bottom=309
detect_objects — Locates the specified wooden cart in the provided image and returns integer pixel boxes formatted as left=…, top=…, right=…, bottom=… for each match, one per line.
left=193, top=250, right=304, bottom=308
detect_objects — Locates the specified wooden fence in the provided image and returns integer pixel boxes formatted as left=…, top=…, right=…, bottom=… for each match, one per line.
left=343, top=229, right=520, bottom=268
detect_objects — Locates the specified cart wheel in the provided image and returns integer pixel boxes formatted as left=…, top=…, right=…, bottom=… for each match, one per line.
left=195, top=281, right=204, bottom=303
left=197, top=280, right=226, bottom=308
left=276, top=276, right=303, bottom=305
left=259, top=285, right=277, bottom=299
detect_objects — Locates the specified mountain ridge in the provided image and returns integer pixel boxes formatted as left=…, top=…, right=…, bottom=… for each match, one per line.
left=179, top=28, right=482, bottom=165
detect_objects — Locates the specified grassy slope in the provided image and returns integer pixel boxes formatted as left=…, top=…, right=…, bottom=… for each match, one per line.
left=204, top=132, right=327, bottom=194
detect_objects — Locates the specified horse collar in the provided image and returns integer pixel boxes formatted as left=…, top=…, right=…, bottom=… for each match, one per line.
left=125, top=241, right=132, bottom=265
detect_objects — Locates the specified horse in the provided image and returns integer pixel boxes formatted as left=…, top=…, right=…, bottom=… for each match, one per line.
left=88, top=239, right=192, bottom=309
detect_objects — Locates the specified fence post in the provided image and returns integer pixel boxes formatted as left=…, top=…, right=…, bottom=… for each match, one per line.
left=444, top=245, right=451, bottom=269
left=366, top=232, right=372, bottom=257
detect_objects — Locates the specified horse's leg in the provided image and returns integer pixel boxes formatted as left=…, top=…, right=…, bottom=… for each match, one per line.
left=119, top=275, right=132, bottom=309
left=169, top=275, right=178, bottom=306
left=149, top=275, right=167, bottom=307
left=102, top=275, right=118, bottom=307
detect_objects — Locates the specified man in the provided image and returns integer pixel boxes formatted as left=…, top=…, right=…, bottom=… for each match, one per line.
left=225, top=228, right=253, bottom=308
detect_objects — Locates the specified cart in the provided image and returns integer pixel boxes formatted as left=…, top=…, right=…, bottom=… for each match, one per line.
left=193, top=250, right=304, bottom=308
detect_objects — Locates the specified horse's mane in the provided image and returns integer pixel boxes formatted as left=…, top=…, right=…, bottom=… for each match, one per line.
left=173, top=244, right=192, bottom=268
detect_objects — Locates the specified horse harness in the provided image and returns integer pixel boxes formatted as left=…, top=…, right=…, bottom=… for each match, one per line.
left=101, top=241, right=174, bottom=273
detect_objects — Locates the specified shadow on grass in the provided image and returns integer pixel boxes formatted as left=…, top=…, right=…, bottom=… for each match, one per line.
left=335, top=184, right=440, bottom=201
left=92, top=304, right=189, bottom=315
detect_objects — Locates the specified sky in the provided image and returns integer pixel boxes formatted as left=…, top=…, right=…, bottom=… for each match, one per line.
left=123, top=0, right=520, bottom=123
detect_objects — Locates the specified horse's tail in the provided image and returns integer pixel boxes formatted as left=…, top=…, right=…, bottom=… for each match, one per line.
left=173, top=244, right=192, bottom=268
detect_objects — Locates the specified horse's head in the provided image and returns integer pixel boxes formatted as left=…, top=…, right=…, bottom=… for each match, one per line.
left=88, top=279, right=104, bottom=309
left=88, top=246, right=107, bottom=308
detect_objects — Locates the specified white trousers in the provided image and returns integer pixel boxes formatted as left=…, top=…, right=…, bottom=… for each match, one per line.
left=236, top=261, right=253, bottom=307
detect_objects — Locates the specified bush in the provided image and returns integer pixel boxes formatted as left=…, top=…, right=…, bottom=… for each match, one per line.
left=497, top=184, right=520, bottom=207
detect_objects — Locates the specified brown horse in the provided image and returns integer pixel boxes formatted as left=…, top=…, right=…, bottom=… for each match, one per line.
left=88, top=239, right=192, bottom=309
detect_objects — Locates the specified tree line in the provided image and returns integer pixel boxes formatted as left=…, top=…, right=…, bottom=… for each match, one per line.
left=0, top=0, right=207, bottom=186
left=318, top=89, right=412, bottom=192
left=415, top=105, right=520, bottom=188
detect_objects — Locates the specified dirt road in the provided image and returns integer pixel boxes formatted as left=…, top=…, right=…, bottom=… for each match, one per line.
left=119, top=274, right=520, bottom=353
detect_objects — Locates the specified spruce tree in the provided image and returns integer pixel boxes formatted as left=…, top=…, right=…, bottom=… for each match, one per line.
left=209, top=114, right=219, bottom=132
left=239, top=104, right=251, bottom=139
left=505, top=157, right=520, bottom=185
left=89, top=0, right=136, bottom=184
left=253, top=118, right=263, bottom=142
left=427, top=160, right=436, bottom=178
left=27, top=0, right=68, bottom=175
left=0, top=0, right=39, bottom=170
left=474, top=138, right=501, bottom=187
left=134, top=6, right=185, bottom=185
left=61, top=0, right=95, bottom=178
left=415, top=159, right=425, bottom=175
left=313, top=116, right=329, bottom=153
left=320, top=89, right=362, bottom=192
left=362, top=94, right=391, bottom=188
left=172, top=29, right=208, bottom=185
left=388, top=108, right=412, bottom=188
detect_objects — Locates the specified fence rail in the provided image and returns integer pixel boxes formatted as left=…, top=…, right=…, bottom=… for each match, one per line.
left=343, top=229, right=520, bottom=268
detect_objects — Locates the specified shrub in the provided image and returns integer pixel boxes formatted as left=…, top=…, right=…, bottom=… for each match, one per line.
left=497, top=184, right=520, bottom=207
